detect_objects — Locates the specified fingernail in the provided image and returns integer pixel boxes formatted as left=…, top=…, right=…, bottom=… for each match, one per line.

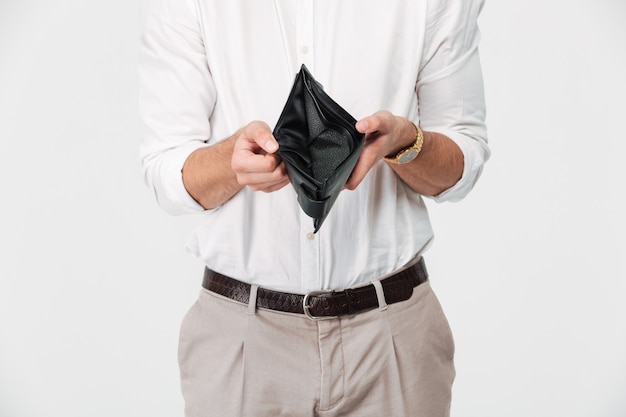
left=265, top=140, right=278, bottom=152
left=356, top=120, right=368, bottom=131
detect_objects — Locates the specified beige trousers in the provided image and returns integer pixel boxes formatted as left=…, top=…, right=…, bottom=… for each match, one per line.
left=178, top=281, right=455, bottom=417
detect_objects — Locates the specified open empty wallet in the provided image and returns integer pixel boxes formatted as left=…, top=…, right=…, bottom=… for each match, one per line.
left=274, top=65, right=365, bottom=233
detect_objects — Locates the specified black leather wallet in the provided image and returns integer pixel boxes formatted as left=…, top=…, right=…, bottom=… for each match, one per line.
left=274, top=65, right=364, bottom=232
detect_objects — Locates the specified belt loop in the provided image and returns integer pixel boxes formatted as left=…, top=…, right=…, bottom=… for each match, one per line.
left=247, top=285, right=259, bottom=315
left=371, top=280, right=388, bottom=312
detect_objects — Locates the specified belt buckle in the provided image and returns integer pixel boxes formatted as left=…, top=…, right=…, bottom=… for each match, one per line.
left=302, top=291, right=338, bottom=321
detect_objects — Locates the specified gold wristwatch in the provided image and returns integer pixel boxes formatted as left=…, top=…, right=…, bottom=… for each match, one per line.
left=384, top=123, right=424, bottom=165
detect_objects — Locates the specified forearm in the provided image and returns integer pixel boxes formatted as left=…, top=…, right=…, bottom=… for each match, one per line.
left=387, top=127, right=464, bottom=196
left=182, top=134, right=243, bottom=210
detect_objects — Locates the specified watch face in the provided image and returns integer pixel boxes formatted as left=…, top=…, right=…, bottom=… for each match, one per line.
left=398, top=149, right=418, bottom=164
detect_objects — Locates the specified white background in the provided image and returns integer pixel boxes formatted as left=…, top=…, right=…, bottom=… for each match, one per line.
left=0, top=0, right=624, bottom=416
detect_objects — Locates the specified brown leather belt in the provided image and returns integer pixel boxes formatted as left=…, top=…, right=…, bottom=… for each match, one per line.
left=202, top=258, right=428, bottom=319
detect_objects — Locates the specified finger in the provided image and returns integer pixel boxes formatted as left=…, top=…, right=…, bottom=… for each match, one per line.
left=244, top=174, right=289, bottom=191
left=258, top=177, right=291, bottom=193
left=355, top=116, right=377, bottom=134
left=232, top=150, right=283, bottom=175
left=243, top=121, right=279, bottom=154
left=356, top=111, right=392, bottom=134
left=344, top=156, right=373, bottom=191
left=236, top=161, right=288, bottom=186
left=344, top=159, right=370, bottom=190
left=344, top=138, right=389, bottom=190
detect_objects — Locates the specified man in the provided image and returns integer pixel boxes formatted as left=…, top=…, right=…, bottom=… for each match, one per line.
left=139, top=0, right=489, bottom=415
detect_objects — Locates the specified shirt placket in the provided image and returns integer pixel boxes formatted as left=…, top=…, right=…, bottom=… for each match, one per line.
left=296, top=0, right=320, bottom=291
left=296, top=0, right=315, bottom=71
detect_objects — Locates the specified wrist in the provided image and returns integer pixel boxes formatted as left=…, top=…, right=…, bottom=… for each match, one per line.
left=384, top=119, right=424, bottom=165
left=387, top=118, right=417, bottom=156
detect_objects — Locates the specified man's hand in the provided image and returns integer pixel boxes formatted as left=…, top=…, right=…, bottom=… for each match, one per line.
left=345, top=111, right=415, bottom=190
left=345, top=111, right=464, bottom=196
left=182, top=121, right=289, bottom=210
left=231, top=121, right=290, bottom=192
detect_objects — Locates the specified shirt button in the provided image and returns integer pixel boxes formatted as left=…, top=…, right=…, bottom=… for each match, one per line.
left=306, top=232, right=315, bottom=241
left=300, top=45, right=309, bottom=54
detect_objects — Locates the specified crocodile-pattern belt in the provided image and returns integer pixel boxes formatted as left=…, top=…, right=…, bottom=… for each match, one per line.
left=202, top=258, right=428, bottom=320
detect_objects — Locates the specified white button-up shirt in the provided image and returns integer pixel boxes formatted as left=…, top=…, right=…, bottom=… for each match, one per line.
left=139, top=0, right=490, bottom=293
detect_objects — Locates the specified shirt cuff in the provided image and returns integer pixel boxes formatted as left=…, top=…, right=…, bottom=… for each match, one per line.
left=428, top=130, right=489, bottom=203
left=146, top=141, right=209, bottom=215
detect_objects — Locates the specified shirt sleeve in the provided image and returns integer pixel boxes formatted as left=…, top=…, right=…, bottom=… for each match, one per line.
left=138, top=0, right=215, bottom=215
left=416, top=0, right=490, bottom=203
